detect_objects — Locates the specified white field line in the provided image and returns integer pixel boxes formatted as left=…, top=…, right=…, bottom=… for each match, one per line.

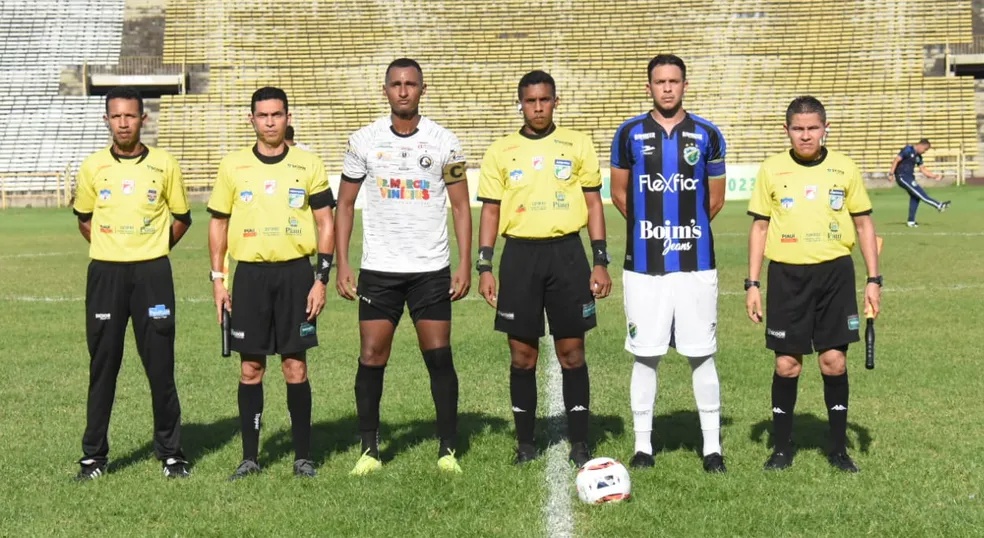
left=718, top=282, right=984, bottom=296
left=0, top=251, right=74, bottom=259
left=541, top=334, right=574, bottom=538
left=712, top=231, right=984, bottom=237
left=3, top=296, right=215, bottom=303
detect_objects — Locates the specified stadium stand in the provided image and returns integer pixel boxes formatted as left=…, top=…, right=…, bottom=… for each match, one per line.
left=156, top=0, right=977, bottom=188
left=0, top=0, right=976, bottom=198
left=0, top=0, right=123, bottom=202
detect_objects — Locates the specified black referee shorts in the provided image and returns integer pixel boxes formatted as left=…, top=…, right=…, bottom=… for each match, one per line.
left=765, top=255, right=860, bottom=355
left=495, top=233, right=596, bottom=340
left=357, top=266, right=452, bottom=326
left=230, top=257, right=317, bottom=357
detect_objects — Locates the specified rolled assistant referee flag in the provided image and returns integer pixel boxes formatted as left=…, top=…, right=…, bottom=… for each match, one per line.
left=220, top=252, right=232, bottom=358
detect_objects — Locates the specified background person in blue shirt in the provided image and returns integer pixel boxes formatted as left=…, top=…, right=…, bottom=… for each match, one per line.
left=887, top=138, right=949, bottom=227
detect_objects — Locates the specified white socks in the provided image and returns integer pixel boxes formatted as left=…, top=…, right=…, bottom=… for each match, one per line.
left=688, top=355, right=722, bottom=456
left=630, top=356, right=660, bottom=455
left=630, top=354, right=722, bottom=457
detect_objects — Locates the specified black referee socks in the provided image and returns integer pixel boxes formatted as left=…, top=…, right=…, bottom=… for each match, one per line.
left=562, top=364, right=590, bottom=445
left=286, top=380, right=312, bottom=461
left=510, top=366, right=537, bottom=446
left=355, top=362, right=385, bottom=457
left=238, top=382, right=263, bottom=462
left=423, top=347, right=459, bottom=456
left=822, top=372, right=850, bottom=453
left=771, top=373, right=799, bottom=452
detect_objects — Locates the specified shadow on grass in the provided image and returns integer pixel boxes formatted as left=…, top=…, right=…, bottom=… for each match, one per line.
left=749, top=413, right=872, bottom=455
left=260, top=411, right=512, bottom=465
left=539, top=413, right=626, bottom=455
left=109, top=416, right=240, bottom=473
left=650, top=410, right=735, bottom=456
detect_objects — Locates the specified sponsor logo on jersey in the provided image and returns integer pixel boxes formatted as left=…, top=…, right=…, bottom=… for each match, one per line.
left=638, top=173, right=698, bottom=193
left=240, top=190, right=253, bottom=204
left=554, top=159, right=572, bottom=180
left=829, top=188, right=845, bottom=211
left=781, top=233, right=797, bottom=243
left=145, top=164, right=164, bottom=173
left=532, top=156, right=544, bottom=170
left=99, top=189, right=111, bottom=201
left=780, top=197, right=794, bottom=209
left=242, top=228, right=257, bottom=237
left=682, top=131, right=704, bottom=141
left=633, top=132, right=656, bottom=141
left=641, top=145, right=656, bottom=156
left=553, top=191, right=569, bottom=210
left=263, top=226, right=280, bottom=237
left=122, top=179, right=135, bottom=195
left=509, top=169, right=523, bottom=182
left=805, top=185, right=817, bottom=200
left=683, top=145, right=700, bottom=166
left=376, top=177, right=431, bottom=200
left=264, top=180, right=277, bottom=195
left=146, top=189, right=158, bottom=203
left=288, top=188, right=306, bottom=208
left=638, top=219, right=703, bottom=256
left=99, top=224, right=113, bottom=234
left=116, top=225, right=134, bottom=235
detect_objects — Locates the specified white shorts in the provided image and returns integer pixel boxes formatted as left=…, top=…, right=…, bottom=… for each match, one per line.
left=622, top=269, right=718, bottom=357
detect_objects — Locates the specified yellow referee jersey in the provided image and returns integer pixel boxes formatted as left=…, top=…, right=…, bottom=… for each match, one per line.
left=73, top=146, right=189, bottom=262
left=207, top=145, right=331, bottom=262
left=478, top=126, right=601, bottom=239
left=748, top=148, right=872, bottom=264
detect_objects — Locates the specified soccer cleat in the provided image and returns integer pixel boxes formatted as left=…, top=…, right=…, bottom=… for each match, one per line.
left=629, top=451, right=655, bottom=469
left=569, top=442, right=592, bottom=468
left=763, top=450, right=793, bottom=471
left=75, top=459, right=106, bottom=481
left=514, top=443, right=537, bottom=465
left=293, top=459, right=317, bottom=478
left=938, top=201, right=951, bottom=213
left=437, top=451, right=463, bottom=474
left=827, top=451, right=859, bottom=473
left=702, top=453, right=727, bottom=473
left=163, top=457, right=190, bottom=479
left=350, top=451, right=383, bottom=476
left=228, top=459, right=261, bottom=481
left=906, top=221, right=919, bottom=228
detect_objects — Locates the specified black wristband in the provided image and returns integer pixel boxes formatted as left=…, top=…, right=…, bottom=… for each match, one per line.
left=591, top=239, right=610, bottom=267
left=476, top=246, right=494, bottom=274
left=315, top=253, right=333, bottom=284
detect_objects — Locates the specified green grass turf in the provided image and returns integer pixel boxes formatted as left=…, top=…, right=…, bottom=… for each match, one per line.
left=0, top=186, right=982, bottom=537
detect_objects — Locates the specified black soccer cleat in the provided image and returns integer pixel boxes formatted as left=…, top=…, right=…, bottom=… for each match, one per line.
left=163, top=457, right=190, bottom=479
left=629, top=451, right=655, bottom=469
left=75, top=459, right=106, bottom=482
left=827, top=451, right=859, bottom=473
left=228, top=459, right=262, bottom=481
left=514, top=443, right=537, bottom=465
left=702, top=453, right=727, bottom=473
left=569, top=442, right=592, bottom=468
left=763, top=450, right=793, bottom=471
left=293, top=459, right=317, bottom=478
left=938, top=200, right=951, bottom=213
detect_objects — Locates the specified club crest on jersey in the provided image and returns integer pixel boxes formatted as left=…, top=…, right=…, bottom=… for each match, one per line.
left=240, top=190, right=253, bottom=204
left=122, top=179, right=135, bottom=195
left=418, top=155, right=433, bottom=170
left=146, top=189, right=158, bottom=203
left=532, top=156, right=544, bottom=170
left=683, top=146, right=700, bottom=166
left=99, top=189, right=111, bottom=201
left=829, top=188, right=845, bottom=211
left=509, top=169, right=524, bottom=182
left=288, top=188, right=306, bottom=209
left=780, top=197, right=794, bottom=209
left=264, top=180, right=277, bottom=195
left=628, top=322, right=637, bottom=339
left=554, top=159, right=572, bottom=180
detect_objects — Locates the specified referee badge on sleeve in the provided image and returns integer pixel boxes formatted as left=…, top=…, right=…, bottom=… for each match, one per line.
left=829, top=188, right=845, bottom=211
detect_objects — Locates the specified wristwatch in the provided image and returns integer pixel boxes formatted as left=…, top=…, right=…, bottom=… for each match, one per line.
left=744, top=279, right=761, bottom=291
left=209, top=270, right=227, bottom=282
left=866, top=275, right=883, bottom=286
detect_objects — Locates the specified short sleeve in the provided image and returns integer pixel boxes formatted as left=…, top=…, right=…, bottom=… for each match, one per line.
left=746, top=165, right=773, bottom=218
left=72, top=160, right=96, bottom=216
left=577, top=135, right=602, bottom=190
left=341, top=134, right=367, bottom=180
left=164, top=155, right=190, bottom=215
left=477, top=144, right=504, bottom=202
left=610, top=123, right=632, bottom=169
left=206, top=157, right=235, bottom=214
left=846, top=162, right=872, bottom=215
left=915, top=154, right=923, bottom=166
left=309, top=156, right=330, bottom=195
left=442, top=132, right=467, bottom=185
left=706, top=126, right=727, bottom=178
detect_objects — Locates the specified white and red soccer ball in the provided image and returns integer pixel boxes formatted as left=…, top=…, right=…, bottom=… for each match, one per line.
left=575, top=457, right=631, bottom=504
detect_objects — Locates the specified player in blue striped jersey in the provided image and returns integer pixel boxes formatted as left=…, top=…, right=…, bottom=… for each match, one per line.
left=610, top=54, right=727, bottom=473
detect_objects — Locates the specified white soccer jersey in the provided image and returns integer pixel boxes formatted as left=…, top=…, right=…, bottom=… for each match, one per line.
left=342, top=116, right=466, bottom=273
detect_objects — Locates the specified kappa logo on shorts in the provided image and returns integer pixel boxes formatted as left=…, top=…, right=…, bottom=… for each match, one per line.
left=627, top=322, right=637, bottom=339
left=847, top=314, right=860, bottom=331
left=148, top=304, right=171, bottom=320
left=582, top=301, right=596, bottom=319
left=299, top=322, right=316, bottom=337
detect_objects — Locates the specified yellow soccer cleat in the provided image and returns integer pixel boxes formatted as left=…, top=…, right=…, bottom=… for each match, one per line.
left=350, top=451, right=383, bottom=476
left=437, top=451, right=462, bottom=474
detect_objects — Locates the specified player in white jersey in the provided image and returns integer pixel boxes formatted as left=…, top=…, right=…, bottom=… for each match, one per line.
left=335, top=58, right=472, bottom=475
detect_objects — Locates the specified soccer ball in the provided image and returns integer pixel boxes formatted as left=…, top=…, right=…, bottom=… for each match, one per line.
left=575, top=457, right=631, bottom=504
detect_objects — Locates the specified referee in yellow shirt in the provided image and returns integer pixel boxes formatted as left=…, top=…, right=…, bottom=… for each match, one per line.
left=745, top=96, right=881, bottom=473
left=477, top=70, right=612, bottom=467
left=207, top=87, right=335, bottom=480
left=72, top=86, right=192, bottom=480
